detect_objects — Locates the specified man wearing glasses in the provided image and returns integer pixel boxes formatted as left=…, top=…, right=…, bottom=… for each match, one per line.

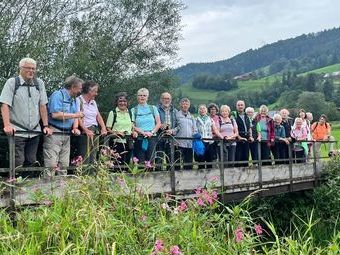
left=156, top=92, right=178, bottom=170
left=0, top=57, right=52, bottom=167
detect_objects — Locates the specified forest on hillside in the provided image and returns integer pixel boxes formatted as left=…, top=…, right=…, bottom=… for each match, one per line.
left=174, top=27, right=340, bottom=84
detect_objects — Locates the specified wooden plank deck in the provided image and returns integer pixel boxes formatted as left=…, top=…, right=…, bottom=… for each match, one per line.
left=0, top=162, right=322, bottom=207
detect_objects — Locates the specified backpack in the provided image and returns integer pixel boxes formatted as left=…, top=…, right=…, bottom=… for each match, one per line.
left=9, top=77, right=41, bottom=130
left=312, top=122, right=328, bottom=132
left=13, top=76, right=40, bottom=100
left=132, top=105, right=156, bottom=123
left=111, top=108, right=133, bottom=129
left=218, top=116, right=235, bottom=130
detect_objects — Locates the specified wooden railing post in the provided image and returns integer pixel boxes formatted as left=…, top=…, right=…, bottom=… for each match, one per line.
left=312, top=141, right=318, bottom=187
left=8, top=135, right=16, bottom=224
left=288, top=143, right=293, bottom=192
left=170, top=138, right=176, bottom=194
left=257, top=142, right=262, bottom=192
left=219, top=139, right=225, bottom=200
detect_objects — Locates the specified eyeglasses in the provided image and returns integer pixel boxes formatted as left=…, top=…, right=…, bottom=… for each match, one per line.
left=118, top=99, right=127, bottom=103
left=21, top=66, right=36, bottom=71
left=162, top=97, right=171, bottom=100
left=138, top=94, right=147, bottom=97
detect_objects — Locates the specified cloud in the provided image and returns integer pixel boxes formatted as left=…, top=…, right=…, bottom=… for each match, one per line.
left=176, top=0, right=340, bottom=66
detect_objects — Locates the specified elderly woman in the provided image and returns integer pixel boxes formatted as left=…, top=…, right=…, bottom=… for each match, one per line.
left=271, top=114, right=289, bottom=164
left=254, top=105, right=275, bottom=165
left=106, top=92, right=135, bottom=165
left=217, top=105, right=238, bottom=167
left=291, top=117, right=308, bottom=163
left=131, top=88, right=161, bottom=164
left=76, top=80, right=107, bottom=164
left=208, top=102, right=220, bottom=161
left=173, top=98, right=197, bottom=170
left=245, top=106, right=259, bottom=164
left=195, top=104, right=224, bottom=169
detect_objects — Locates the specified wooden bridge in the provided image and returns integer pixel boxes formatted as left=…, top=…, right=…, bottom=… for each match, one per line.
left=0, top=134, right=332, bottom=208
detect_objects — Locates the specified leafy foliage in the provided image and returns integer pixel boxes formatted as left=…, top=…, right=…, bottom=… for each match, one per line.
left=0, top=0, right=183, bottom=110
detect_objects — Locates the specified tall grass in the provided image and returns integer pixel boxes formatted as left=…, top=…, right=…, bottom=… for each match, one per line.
left=1, top=159, right=340, bottom=254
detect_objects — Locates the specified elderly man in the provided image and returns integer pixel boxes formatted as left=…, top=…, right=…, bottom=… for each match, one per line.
left=232, top=100, right=253, bottom=166
left=0, top=57, right=52, bottom=167
left=155, top=92, right=178, bottom=169
left=173, top=98, right=197, bottom=170
left=43, top=75, right=83, bottom=174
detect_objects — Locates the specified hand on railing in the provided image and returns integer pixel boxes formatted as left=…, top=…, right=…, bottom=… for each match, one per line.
left=71, top=128, right=81, bottom=136
left=3, top=125, right=16, bottom=136
left=43, top=126, right=53, bottom=136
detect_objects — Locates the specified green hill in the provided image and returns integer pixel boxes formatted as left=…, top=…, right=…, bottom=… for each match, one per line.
left=179, top=63, right=340, bottom=107
left=174, top=27, right=340, bottom=84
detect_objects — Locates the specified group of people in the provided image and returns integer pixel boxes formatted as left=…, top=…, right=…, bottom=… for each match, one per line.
left=0, top=58, right=336, bottom=175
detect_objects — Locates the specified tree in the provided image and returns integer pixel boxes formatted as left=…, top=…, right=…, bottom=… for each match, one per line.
left=0, top=0, right=183, bottom=89
left=322, top=79, right=334, bottom=101
left=297, top=91, right=337, bottom=120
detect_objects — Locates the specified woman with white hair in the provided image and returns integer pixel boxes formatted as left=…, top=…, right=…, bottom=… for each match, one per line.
left=195, top=104, right=224, bottom=169
left=271, top=114, right=289, bottom=164
left=217, top=105, right=239, bottom=167
left=291, top=117, right=308, bottom=163
left=254, top=105, right=275, bottom=165
left=131, top=88, right=161, bottom=165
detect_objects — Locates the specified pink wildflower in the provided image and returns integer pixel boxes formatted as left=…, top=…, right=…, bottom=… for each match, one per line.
left=211, top=190, right=218, bottom=199
left=141, top=215, right=147, bottom=222
left=195, top=187, right=203, bottom=195
left=106, top=160, right=114, bottom=168
left=170, top=245, right=182, bottom=255
left=197, top=197, right=205, bottom=206
left=7, top=177, right=16, bottom=183
left=145, top=160, right=152, bottom=169
left=254, top=224, right=263, bottom=235
left=178, top=201, right=188, bottom=212
left=154, top=239, right=164, bottom=252
left=235, top=227, right=244, bottom=243
left=133, top=157, right=139, bottom=163
left=209, top=175, right=219, bottom=182
left=54, top=164, right=61, bottom=172
left=100, top=148, right=108, bottom=156
left=117, top=177, right=125, bottom=187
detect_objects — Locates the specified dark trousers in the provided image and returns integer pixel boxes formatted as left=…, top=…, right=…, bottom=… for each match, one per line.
left=114, top=142, right=132, bottom=166
left=260, top=141, right=271, bottom=165
left=14, top=135, right=40, bottom=167
left=155, top=139, right=172, bottom=170
left=194, top=142, right=215, bottom=169
left=271, top=142, right=287, bottom=164
left=292, top=146, right=306, bottom=163
left=219, top=143, right=236, bottom=168
left=175, top=147, right=193, bottom=170
left=235, top=141, right=249, bottom=166
left=249, top=141, right=259, bottom=163
left=133, top=137, right=157, bottom=163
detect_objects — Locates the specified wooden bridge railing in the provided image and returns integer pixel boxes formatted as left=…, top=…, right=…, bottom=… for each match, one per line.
left=0, top=131, right=337, bottom=207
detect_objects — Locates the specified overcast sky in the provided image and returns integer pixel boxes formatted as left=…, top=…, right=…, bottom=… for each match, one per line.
left=176, top=0, right=340, bottom=67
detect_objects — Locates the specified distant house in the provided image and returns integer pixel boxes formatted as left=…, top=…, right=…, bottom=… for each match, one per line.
left=233, top=72, right=256, bottom=81
left=323, top=71, right=340, bottom=79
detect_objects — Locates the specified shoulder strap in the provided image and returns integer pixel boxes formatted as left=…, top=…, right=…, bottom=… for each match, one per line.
left=14, top=76, right=21, bottom=96
left=149, top=105, right=155, bottom=118
left=133, top=107, right=138, bottom=122
left=312, top=122, right=318, bottom=132
left=32, top=78, right=40, bottom=91
left=111, top=108, right=117, bottom=129
left=79, top=97, right=84, bottom=112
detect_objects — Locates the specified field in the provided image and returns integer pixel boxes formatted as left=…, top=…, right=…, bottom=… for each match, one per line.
left=179, top=63, right=340, bottom=106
